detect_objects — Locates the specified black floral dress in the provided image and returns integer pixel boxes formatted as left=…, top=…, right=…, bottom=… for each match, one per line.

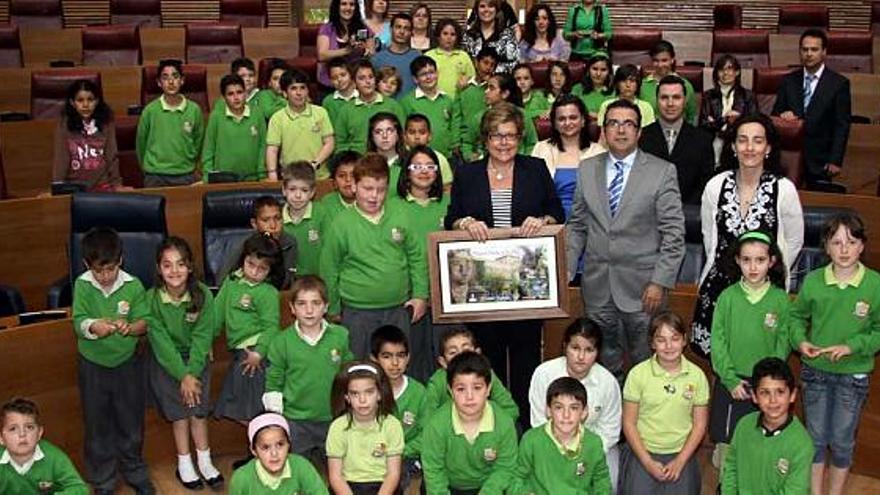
left=690, top=171, right=780, bottom=359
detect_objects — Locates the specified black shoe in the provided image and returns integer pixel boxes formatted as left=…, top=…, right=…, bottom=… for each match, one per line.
left=175, top=469, right=204, bottom=491
left=204, top=473, right=224, bottom=490
left=232, top=455, right=253, bottom=470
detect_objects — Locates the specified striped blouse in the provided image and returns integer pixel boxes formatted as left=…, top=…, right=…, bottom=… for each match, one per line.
left=490, top=188, right=513, bottom=228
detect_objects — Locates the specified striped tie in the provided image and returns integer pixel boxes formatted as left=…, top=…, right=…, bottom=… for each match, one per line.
left=608, top=161, right=625, bottom=217
left=803, top=73, right=816, bottom=109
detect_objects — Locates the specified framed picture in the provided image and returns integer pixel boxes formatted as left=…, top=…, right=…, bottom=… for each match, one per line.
left=428, top=225, right=570, bottom=323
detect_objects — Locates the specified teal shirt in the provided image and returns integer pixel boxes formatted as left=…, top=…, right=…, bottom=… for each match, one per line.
left=135, top=95, right=204, bottom=175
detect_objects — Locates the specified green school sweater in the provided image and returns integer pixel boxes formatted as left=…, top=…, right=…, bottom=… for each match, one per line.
left=453, top=83, right=488, bottom=154
left=214, top=273, right=281, bottom=357
left=423, top=369, right=520, bottom=423
left=571, top=84, right=615, bottom=116
left=318, top=191, right=355, bottom=224
left=282, top=202, right=326, bottom=277
left=265, top=322, right=354, bottom=421
left=0, top=440, right=87, bottom=495
left=322, top=91, right=358, bottom=133
left=395, top=376, right=427, bottom=458
left=136, top=96, right=204, bottom=175
left=639, top=74, right=698, bottom=125
left=721, top=412, right=813, bottom=495
left=399, top=90, right=457, bottom=156
left=789, top=265, right=880, bottom=374
left=319, top=203, right=429, bottom=315
left=510, top=425, right=611, bottom=495
left=523, top=92, right=550, bottom=121
left=251, top=89, right=287, bottom=122
left=461, top=107, right=539, bottom=162
left=228, top=454, right=328, bottom=495
left=421, top=402, right=518, bottom=494
left=72, top=271, right=148, bottom=368
left=388, top=195, right=449, bottom=252
left=202, top=105, right=267, bottom=182
left=336, top=95, right=405, bottom=152
left=711, top=283, right=792, bottom=391
left=144, top=283, right=216, bottom=381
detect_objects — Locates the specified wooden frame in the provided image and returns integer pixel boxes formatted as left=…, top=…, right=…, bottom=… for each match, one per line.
left=427, top=225, right=570, bottom=323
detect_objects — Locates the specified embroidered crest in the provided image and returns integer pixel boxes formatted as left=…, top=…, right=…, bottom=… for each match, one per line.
left=776, top=457, right=790, bottom=475
left=443, top=108, right=450, bottom=120
left=764, top=312, right=778, bottom=330
left=854, top=300, right=870, bottom=319
left=117, top=300, right=130, bottom=316
left=682, top=384, right=695, bottom=401
left=311, top=122, right=322, bottom=133
left=594, top=405, right=603, bottom=414
left=185, top=311, right=200, bottom=323
left=308, top=229, right=320, bottom=243
left=239, top=293, right=252, bottom=309
left=483, top=448, right=497, bottom=462
left=402, top=410, right=416, bottom=426
left=38, top=481, right=54, bottom=491
left=330, top=348, right=341, bottom=363
left=371, top=442, right=387, bottom=457
left=575, top=462, right=586, bottom=477
left=391, top=227, right=403, bottom=243
left=183, top=121, right=193, bottom=134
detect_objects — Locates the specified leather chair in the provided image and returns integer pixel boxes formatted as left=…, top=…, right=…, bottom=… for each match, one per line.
left=0, top=24, right=23, bottom=68
left=826, top=31, right=873, bottom=74
left=713, top=5, right=743, bottom=30
left=140, top=64, right=209, bottom=110
left=527, top=60, right=550, bottom=89
left=185, top=22, right=243, bottom=64
left=298, top=24, right=321, bottom=58
left=202, top=190, right=283, bottom=287
left=220, top=0, right=267, bottom=28
left=778, top=5, right=829, bottom=34
left=568, top=59, right=586, bottom=86
left=752, top=67, right=791, bottom=115
left=114, top=115, right=143, bottom=188
left=10, top=0, right=62, bottom=30
left=771, top=116, right=804, bottom=188
left=873, top=2, right=880, bottom=36
left=47, top=193, right=167, bottom=308
left=712, top=29, right=770, bottom=69
left=534, top=116, right=551, bottom=141
left=610, top=28, right=661, bottom=67
left=675, top=65, right=704, bottom=95
left=0, top=284, right=25, bottom=317
left=31, top=69, right=102, bottom=120
left=789, top=206, right=855, bottom=292
left=110, top=0, right=161, bottom=27
left=82, top=24, right=141, bottom=66
left=677, top=203, right=704, bottom=285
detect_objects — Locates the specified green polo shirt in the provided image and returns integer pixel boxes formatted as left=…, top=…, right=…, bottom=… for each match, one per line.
left=571, top=84, right=615, bottom=116
left=0, top=440, right=87, bottom=495
left=453, top=81, right=488, bottom=158
left=282, top=201, right=326, bottom=276
left=144, top=283, right=216, bottom=381
left=622, top=355, right=709, bottom=454
left=399, top=88, right=457, bottom=156
left=321, top=89, right=358, bottom=133
left=136, top=95, right=204, bottom=175
left=639, top=73, right=698, bottom=125
left=326, top=415, right=405, bottom=483
left=202, top=104, right=267, bottom=182
left=425, top=48, right=475, bottom=99
left=335, top=94, right=405, bottom=153
left=267, top=103, right=334, bottom=178
left=228, top=454, right=328, bottom=494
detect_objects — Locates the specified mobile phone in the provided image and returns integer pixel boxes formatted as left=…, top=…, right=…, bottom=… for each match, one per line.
left=356, top=29, right=368, bottom=42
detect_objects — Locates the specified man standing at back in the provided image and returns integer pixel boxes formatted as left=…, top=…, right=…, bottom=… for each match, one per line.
left=370, top=13, right=420, bottom=97
left=772, top=28, right=851, bottom=190
left=566, top=99, right=685, bottom=380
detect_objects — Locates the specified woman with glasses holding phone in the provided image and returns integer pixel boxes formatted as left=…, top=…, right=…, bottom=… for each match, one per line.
left=445, top=102, right=565, bottom=428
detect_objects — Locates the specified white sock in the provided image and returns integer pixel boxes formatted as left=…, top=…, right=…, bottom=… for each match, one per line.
left=197, top=449, right=221, bottom=479
left=177, top=454, right=199, bottom=482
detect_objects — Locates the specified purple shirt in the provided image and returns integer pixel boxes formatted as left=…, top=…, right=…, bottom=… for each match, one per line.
left=317, top=22, right=371, bottom=87
left=518, top=35, right=571, bottom=63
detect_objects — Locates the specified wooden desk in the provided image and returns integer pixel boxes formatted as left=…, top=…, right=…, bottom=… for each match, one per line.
left=243, top=27, right=299, bottom=61
left=663, top=31, right=712, bottom=67
left=840, top=124, right=880, bottom=195
left=848, top=73, right=880, bottom=123
left=769, top=33, right=801, bottom=69
left=139, top=28, right=185, bottom=66
left=21, top=29, right=82, bottom=67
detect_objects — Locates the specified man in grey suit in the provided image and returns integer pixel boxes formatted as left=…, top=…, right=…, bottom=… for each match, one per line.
left=565, top=99, right=685, bottom=379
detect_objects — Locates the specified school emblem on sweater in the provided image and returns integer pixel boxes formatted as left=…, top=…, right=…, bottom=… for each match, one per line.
left=311, top=122, right=321, bottom=133
left=575, top=462, right=586, bottom=477
left=239, top=294, right=253, bottom=309
left=117, top=300, right=130, bottom=316
left=402, top=410, right=416, bottom=426
left=443, top=108, right=450, bottom=120
left=682, top=384, right=695, bottom=401
left=37, top=480, right=54, bottom=491
left=483, top=448, right=497, bottom=462
left=776, top=457, right=790, bottom=475
left=185, top=311, right=199, bottom=323
left=764, top=312, right=778, bottom=330
left=391, top=228, right=403, bottom=243
left=371, top=442, right=387, bottom=457
left=330, top=348, right=341, bottom=363
left=250, top=125, right=258, bottom=137
left=308, top=229, right=320, bottom=243
left=854, top=300, right=870, bottom=319
left=183, top=121, right=193, bottom=134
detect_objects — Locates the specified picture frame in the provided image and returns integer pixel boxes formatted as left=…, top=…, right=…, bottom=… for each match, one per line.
left=428, top=225, right=571, bottom=323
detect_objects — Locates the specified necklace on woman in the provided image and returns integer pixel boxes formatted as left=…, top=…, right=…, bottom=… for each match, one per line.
left=488, top=162, right=509, bottom=180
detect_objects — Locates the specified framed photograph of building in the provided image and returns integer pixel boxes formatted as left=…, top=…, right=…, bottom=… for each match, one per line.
left=427, top=225, right=570, bottom=323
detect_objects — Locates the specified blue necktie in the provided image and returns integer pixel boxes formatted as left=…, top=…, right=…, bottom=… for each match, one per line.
left=608, top=161, right=625, bottom=217
left=803, top=73, right=816, bottom=110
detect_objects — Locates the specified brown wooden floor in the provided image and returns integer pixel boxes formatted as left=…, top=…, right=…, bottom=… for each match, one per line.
left=107, top=445, right=880, bottom=494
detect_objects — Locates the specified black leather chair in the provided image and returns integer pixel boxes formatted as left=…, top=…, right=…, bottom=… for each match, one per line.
left=47, top=193, right=167, bottom=308
left=0, top=284, right=25, bottom=317
left=789, top=206, right=856, bottom=292
left=202, top=190, right=283, bottom=287
left=677, top=203, right=705, bottom=284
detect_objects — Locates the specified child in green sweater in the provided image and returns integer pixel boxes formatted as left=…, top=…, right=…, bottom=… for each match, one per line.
left=210, top=57, right=259, bottom=116
left=71, top=227, right=154, bottom=493
left=790, top=212, right=880, bottom=494
left=512, top=377, right=611, bottom=495
left=136, top=58, right=203, bottom=187
left=336, top=60, right=405, bottom=153
left=399, top=56, right=456, bottom=157
left=461, top=73, right=538, bottom=162
left=281, top=162, right=326, bottom=277
left=229, top=412, right=328, bottom=494
left=367, top=111, right=407, bottom=184
left=403, top=114, right=455, bottom=186
left=320, top=150, right=360, bottom=223
left=721, top=357, right=813, bottom=495
left=319, top=153, right=429, bottom=358
left=710, top=231, right=792, bottom=471
left=251, top=57, right=289, bottom=121
left=453, top=47, right=497, bottom=162
left=514, top=64, right=550, bottom=120
left=321, top=58, right=359, bottom=133
left=214, top=233, right=282, bottom=424
left=145, top=237, right=222, bottom=490
left=202, top=74, right=267, bottom=183
left=0, top=398, right=87, bottom=494
left=421, top=351, right=518, bottom=494
left=570, top=54, right=615, bottom=117
left=263, top=276, right=354, bottom=465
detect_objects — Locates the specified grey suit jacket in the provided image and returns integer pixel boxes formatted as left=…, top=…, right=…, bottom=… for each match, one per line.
left=565, top=150, right=685, bottom=312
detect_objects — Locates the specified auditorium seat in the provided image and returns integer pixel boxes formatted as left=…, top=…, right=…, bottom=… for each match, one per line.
left=140, top=64, right=209, bottom=110
left=825, top=31, right=873, bottom=74
left=110, top=0, right=161, bottom=27
left=534, top=116, right=550, bottom=141
left=712, top=29, right=770, bottom=69
left=778, top=5, right=829, bottom=34
left=527, top=60, right=550, bottom=88
left=677, top=203, right=704, bottom=284
left=185, top=22, right=243, bottom=64
left=47, top=193, right=167, bottom=308
left=610, top=28, right=661, bottom=67
left=114, top=115, right=143, bottom=189
left=10, top=0, right=62, bottom=30
left=753, top=67, right=791, bottom=114
left=82, top=24, right=141, bottom=67
left=568, top=59, right=586, bottom=86
left=220, top=0, right=267, bottom=28
left=202, top=190, right=283, bottom=287
left=713, top=5, right=742, bottom=30
left=298, top=24, right=320, bottom=58
left=0, top=24, right=23, bottom=68
left=30, top=69, right=102, bottom=120
left=771, top=116, right=805, bottom=188
left=790, top=206, right=855, bottom=292
left=0, top=283, right=25, bottom=317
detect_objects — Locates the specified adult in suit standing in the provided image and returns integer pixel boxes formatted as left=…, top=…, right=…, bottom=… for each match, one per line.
left=446, top=101, right=565, bottom=423
left=565, top=99, right=685, bottom=380
left=639, top=75, right=714, bottom=205
left=772, top=28, right=851, bottom=190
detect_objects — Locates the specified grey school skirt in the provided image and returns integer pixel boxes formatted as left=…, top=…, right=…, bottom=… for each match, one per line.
left=213, top=348, right=268, bottom=422
left=148, top=350, right=212, bottom=422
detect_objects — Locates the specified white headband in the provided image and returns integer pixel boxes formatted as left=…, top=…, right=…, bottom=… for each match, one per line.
left=348, top=364, right=379, bottom=375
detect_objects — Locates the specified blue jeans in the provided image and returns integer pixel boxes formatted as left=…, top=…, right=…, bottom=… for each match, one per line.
left=801, top=365, right=870, bottom=467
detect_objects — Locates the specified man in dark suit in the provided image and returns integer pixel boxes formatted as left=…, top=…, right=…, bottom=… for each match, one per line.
left=639, top=75, right=714, bottom=204
left=772, top=28, right=851, bottom=189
